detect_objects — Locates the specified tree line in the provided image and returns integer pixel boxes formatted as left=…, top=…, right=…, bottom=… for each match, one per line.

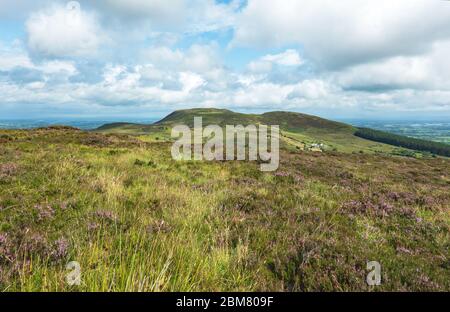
left=354, top=127, right=450, bottom=157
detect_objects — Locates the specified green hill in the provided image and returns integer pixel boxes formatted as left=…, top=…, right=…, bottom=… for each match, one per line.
left=154, top=108, right=353, bottom=132
left=98, top=108, right=351, bottom=132
left=96, top=122, right=143, bottom=131
left=260, top=111, right=353, bottom=132
left=95, top=108, right=444, bottom=156
left=155, top=108, right=259, bottom=127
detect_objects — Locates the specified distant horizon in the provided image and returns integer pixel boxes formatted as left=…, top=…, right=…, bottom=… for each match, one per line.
left=1, top=113, right=449, bottom=123
left=0, top=108, right=449, bottom=123
left=1, top=107, right=450, bottom=134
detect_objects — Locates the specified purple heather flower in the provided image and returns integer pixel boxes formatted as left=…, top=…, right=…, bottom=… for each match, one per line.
left=0, top=233, right=13, bottom=262
left=60, top=201, right=68, bottom=210
left=0, top=163, right=18, bottom=177
left=53, top=237, right=69, bottom=259
left=23, top=233, right=48, bottom=255
left=35, top=204, right=55, bottom=221
left=93, top=210, right=118, bottom=222
left=0, top=233, right=7, bottom=244
left=274, top=171, right=290, bottom=177
left=87, top=222, right=99, bottom=231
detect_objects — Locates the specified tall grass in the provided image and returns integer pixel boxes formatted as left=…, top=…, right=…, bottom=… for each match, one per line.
left=0, top=128, right=449, bottom=291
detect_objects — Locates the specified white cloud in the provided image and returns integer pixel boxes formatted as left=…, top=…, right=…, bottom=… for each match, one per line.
left=87, top=0, right=241, bottom=34
left=289, top=79, right=331, bottom=100
left=92, top=0, right=185, bottom=23
left=137, top=64, right=165, bottom=82
left=141, top=43, right=221, bottom=74
left=184, top=0, right=242, bottom=33
left=247, top=61, right=272, bottom=74
left=336, top=57, right=431, bottom=92
left=0, top=0, right=53, bottom=19
left=232, top=82, right=292, bottom=107
left=1, top=55, right=449, bottom=117
left=179, top=72, right=205, bottom=92
left=140, top=47, right=184, bottom=68
left=39, top=60, right=78, bottom=76
left=26, top=4, right=105, bottom=58
left=336, top=40, right=450, bottom=92
left=0, top=41, right=33, bottom=70
left=261, top=49, right=303, bottom=66
left=2, top=1, right=450, bottom=118
left=0, top=41, right=77, bottom=87
left=247, top=49, right=303, bottom=74
left=233, top=0, right=450, bottom=69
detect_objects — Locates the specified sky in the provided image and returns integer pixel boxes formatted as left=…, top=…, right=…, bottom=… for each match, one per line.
left=1, top=0, right=450, bottom=120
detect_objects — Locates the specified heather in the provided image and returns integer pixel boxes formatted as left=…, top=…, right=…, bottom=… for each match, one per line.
left=0, top=126, right=448, bottom=291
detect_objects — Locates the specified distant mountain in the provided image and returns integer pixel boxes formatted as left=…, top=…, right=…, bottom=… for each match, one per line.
left=99, top=108, right=353, bottom=133
left=96, top=108, right=448, bottom=156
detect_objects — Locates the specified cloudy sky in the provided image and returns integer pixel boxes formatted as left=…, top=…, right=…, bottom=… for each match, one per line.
left=1, top=0, right=450, bottom=120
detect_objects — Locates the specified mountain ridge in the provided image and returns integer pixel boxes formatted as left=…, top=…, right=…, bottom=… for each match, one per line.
left=98, top=108, right=354, bottom=133
left=95, top=108, right=449, bottom=156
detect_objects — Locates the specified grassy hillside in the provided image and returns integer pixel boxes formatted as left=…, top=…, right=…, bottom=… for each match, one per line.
left=155, top=108, right=352, bottom=131
left=97, top=108, right=413, bottom=155
left=260, top=111, right=353, bottom=132
left=155, top=108, right=260, bottom=127
left=0, top=127, right=449, bottom=291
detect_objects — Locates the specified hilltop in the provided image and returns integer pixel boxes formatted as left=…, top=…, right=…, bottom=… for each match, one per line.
left=99, top=108, right=353, bottom=132
left=155, top=108, right=352, bottom=131
left=97, top=108, right=443, bottom=156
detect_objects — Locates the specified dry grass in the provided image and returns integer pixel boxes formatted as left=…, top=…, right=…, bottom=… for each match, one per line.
left=0, top=128, right=449, bottom=291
